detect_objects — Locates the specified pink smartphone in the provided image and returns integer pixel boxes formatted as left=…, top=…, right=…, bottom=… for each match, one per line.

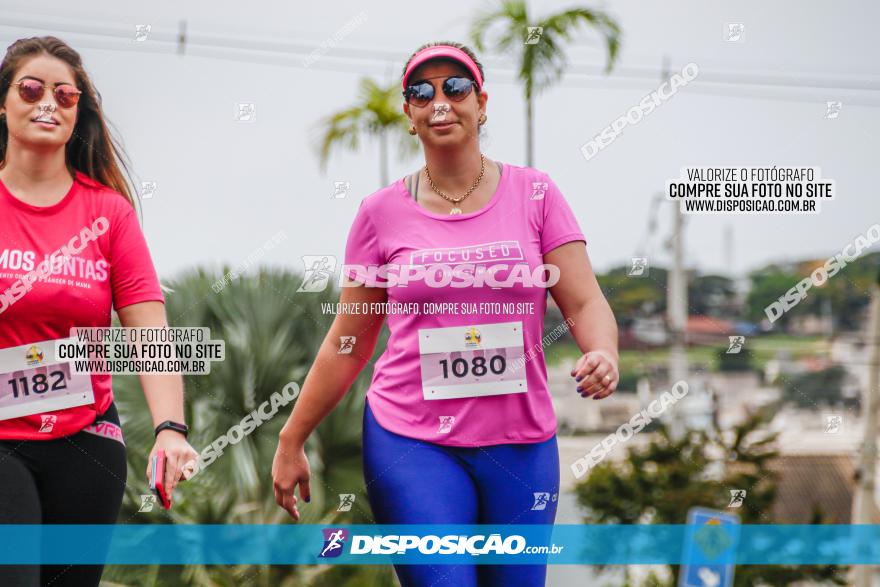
left=149, top=449, right=172, bottom=509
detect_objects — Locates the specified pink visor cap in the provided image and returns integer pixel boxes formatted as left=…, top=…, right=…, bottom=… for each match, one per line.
left=402, top=45, right=483, bottom=90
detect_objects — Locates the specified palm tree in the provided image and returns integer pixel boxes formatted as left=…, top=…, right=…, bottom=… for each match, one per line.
left=471, top=0, right=621, bottom=167
left=317, top=77, right=418, bottom=187
left=104, top=267, right=395, bottom=586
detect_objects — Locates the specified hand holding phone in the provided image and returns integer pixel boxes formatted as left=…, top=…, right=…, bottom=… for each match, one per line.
left=149, top=449, right=172, bottom=509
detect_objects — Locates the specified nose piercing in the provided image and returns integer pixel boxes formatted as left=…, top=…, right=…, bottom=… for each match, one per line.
left=39, top=103, right=57, bottom=113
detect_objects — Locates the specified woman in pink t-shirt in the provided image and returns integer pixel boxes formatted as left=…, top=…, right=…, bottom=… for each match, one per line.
left=0, top=37, right=198, bottom=586
left=273, top=42, right=619, bottom=586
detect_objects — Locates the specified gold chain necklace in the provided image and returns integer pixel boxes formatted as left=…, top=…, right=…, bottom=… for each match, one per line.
left=424, top=154, right=485, bottom=215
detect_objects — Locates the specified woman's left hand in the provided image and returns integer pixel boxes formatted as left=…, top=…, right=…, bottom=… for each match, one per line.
left=571, top=349, right=619, bottom=400
left=145, top=431, right=200, bottom=498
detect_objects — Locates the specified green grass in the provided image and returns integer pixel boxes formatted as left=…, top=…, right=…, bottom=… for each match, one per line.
left=544, top=334, right=829, bottom=374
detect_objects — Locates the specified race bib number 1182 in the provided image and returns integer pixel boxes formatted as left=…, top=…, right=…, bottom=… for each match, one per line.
left=0, top=339, right=95, bottom=421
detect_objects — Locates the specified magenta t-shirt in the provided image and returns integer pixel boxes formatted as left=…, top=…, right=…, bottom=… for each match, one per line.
left=0, top=171, right=164, bottom=440
left=344, top=163, right=586, bottom=446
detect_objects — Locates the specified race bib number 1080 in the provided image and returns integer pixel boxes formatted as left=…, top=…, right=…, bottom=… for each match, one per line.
left=418, top=321, right=528, bottom=400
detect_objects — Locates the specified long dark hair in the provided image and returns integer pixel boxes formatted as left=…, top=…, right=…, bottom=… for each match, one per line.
left=0, top=36, right=135, bottom=206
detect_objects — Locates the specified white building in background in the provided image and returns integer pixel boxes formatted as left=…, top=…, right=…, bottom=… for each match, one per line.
left=631, top=316, right=668, bottom=345
left=831, top=332, right=871, bottom=393
left=763, top=350, right=805, bottom=384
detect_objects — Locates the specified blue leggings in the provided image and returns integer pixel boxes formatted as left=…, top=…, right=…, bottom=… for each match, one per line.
left=362, top=398, right=559, bottom=587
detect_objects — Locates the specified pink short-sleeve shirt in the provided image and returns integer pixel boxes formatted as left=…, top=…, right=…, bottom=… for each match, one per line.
left=344, top=163, right=586, bottom=447
left=0, top=172, right=164, bottom=439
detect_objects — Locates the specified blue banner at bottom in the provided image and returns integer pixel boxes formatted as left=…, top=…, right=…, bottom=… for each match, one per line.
left=0, top=524, right=879, bottom=565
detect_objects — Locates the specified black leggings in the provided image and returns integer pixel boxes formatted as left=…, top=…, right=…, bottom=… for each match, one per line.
left=0, top=403, right=127, bottom=587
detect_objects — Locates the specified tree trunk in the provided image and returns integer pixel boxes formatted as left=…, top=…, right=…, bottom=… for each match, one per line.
left=379, top=130, right=389, bottom=187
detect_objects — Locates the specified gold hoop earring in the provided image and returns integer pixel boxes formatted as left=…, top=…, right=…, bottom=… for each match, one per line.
left=478, top=113, right=487, bottom=126
left=408, top=124, right=417, bottom=135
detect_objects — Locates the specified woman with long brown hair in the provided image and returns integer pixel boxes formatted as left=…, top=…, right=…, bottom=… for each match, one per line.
left=272, top=41, right=619, bottom=586
left=0, top=36, right=198, bottom=586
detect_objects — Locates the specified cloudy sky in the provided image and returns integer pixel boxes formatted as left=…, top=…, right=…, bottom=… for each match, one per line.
left=2, top=0, right=877, bottom=281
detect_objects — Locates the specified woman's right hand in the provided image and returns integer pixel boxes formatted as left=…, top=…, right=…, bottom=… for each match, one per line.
left=272, top=435, right=311, bottom=521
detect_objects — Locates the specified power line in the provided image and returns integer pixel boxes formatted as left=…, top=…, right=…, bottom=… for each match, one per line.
left=2, top=13, right=879, bottom=105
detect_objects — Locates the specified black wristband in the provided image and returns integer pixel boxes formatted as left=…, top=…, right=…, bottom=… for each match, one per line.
left=155, top=420, right=189, bottom=439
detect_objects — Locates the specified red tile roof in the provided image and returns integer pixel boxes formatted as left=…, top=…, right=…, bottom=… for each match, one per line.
left=726, top=454, right=879, bottom=523
left=766, top=455, right=870, bottom=524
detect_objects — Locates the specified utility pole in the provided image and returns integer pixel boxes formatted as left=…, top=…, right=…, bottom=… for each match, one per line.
left=666, top=196, right=688, bottom=440
left=658, top=53, right=689, bottom=440
left=852, top=271, right=880, bottom=587
left=177, top=20, right=187, bottom=56
left=723, top=224, right=734, bottom=278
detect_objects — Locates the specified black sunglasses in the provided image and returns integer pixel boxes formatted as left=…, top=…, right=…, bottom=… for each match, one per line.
left=403, top=76, right=477, bottom=107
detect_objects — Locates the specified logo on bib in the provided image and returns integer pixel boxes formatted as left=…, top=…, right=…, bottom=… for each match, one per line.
left=464, top=328, right=482, bottom=348
left=25, top=345, right=44, bottom=366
